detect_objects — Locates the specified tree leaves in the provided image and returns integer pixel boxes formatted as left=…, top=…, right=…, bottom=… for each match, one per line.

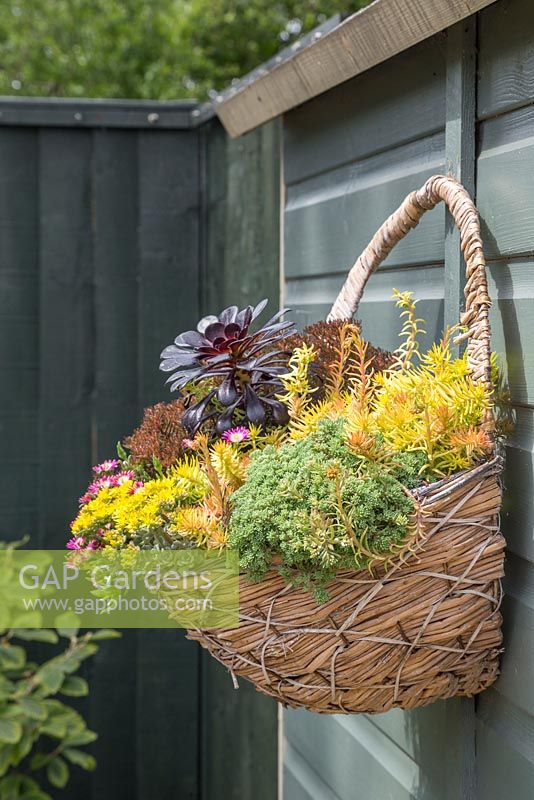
left=0, top=624, right=112, bottom=797
left=46, top=757, right=69, bottom=789
left=0, top=719, right=22, bottom=745
left=0, top=0, right=370, bottom=101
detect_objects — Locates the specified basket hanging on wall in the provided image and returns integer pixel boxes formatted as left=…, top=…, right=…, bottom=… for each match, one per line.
left=187, top=175, right=506, bottom=715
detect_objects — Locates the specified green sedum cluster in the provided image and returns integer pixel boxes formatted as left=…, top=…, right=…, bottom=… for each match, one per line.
left=229, top=420, right=425, bottom=597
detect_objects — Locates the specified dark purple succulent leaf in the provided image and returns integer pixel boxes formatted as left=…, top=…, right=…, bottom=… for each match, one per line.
left=197, top=315, right=219, bottom=334
left=246, top=320, right=295, bottom=345
left=223, top=322, right=241, bottom=339
left=217, top=376, right=239, bottom=407
left=244, top=385, right=266, bottom=426
left=215, top=402, right=241, bottom=435
left=160, top=343, right=197, bottom=361
left=262, top=397, right=290, bottom=425
left=178, top=330, right=207, bottom=348
left=159, top=356, right=199, bottom=372
left=204, top=322, right=226, bottom=343
left=182, top=391, right=217, bottom=434
left=250, top=298, right=269, bottom=322
left=239, top=351, right=290, bottom=369
left=235, top=305, right=253, bottom=330
left=218, top=305, right=239, bottom=325
left=260, top=308, right=291, bottom=328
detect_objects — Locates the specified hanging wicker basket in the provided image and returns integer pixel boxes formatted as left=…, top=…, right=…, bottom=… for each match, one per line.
left=187, top=175, right=506, bottom=715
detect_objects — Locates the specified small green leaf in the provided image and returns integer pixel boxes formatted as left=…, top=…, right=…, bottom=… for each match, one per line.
left=46, top=756, right=69, bottom=789
left=89, top=629, right=121, bottom=641
left=59, top=677, right=88, bottom=697
left=39, top=718, right=67, bottom=740
left=36, top=666, right=64, bottom=695
left=0, top=718, right=22, bottom=744
left=11, top=630, right=58, bottom=645
left=64, top=729, right=97, bottom=747
left=18, top=698, right=47, bottom=721
left=30, top=752, right=52, bottom=770
left=63, top=748, right=96, bottom=771
left=116, top=441, right=127, bottom=461
left=0, top=745, right=13, bottom=776
left=0, top=645, right=26, bottom=671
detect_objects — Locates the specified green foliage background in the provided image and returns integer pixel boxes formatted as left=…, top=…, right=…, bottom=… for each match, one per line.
left=0, top=1, right=368, bottom=101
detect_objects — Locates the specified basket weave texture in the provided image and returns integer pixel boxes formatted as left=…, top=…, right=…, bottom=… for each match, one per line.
left=187, top=175, right=506, bottom=714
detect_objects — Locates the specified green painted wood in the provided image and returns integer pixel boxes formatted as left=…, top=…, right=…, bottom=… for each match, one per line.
left=200, top=116, right=279, bottom=800
left=201, top=117, right=280, bottom=315
left=136, top=129, right=201, bottom=800
left=283, top=742, right=341, bottom=800
left=87, top=129, right=140, bottom=800
left=444, top=20, right=476, bottom=344
left=38, top=128, right=94, bottom=551
left=285, top=711, right=419, bottom=800
left=283, top=37, right=446, bottom=187
left=93, top=130, right=139, bottom=459
left=0, top=97, right=197, bottom=129
left=477, top=690, right=534, bottom=770
left=0, top=127, right=39, bottom=541
left=442, top=21, right=478, bottom=799
left=285, top=133, right=446, bottom=279
left=138, top=130, right=200, bottom=407
left=477, top=106, right=534, bottom=260
left=37, top=128, right=94, bottom=800
left=476, top=713, right=534, bottom=800
left=285, top=265, right=444, bottom=352
left=478, top=0, right=534, bottom=120
left=501, top=407, right=534, bottom=564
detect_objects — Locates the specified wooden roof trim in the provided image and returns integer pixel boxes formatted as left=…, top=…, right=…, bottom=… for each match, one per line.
left=214, top=0, right=498, bottom=138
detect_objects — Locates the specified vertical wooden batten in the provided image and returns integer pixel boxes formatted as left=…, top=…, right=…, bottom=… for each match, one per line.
left=444, top=19, right=478, bottom=339
left=443, top=21, right=478, bottom=798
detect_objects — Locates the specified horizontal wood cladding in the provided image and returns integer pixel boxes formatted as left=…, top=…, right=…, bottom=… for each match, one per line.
left=477, top=106, right=534, bottom=259
left=285, top=265, right=444, bottom=354
left=285, top=133, right=446, bottom=279
left=477, top=690, right=534, bottom=800
left=283, top=742, right=341, bottom=800
left=284, top=710, right=419, bottom=800
left=478, top=0, right=534, bottom=120
left=283, top=38, right=446, bottom=187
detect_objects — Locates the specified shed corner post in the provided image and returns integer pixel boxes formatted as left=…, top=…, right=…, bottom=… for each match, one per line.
left=444, top=15, right=478, bottom=800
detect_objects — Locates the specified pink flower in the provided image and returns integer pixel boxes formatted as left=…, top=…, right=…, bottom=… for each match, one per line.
left=93, top=459, right=120, bottom=475
left=116, top=470, right=135, bottom=485
left=182, top=438, right=196, bottom=449
left=86, top=540, right=101, bottom=550
left=66, top=536, right=86, bottom=550
left=79, top=492, right=93, bottom=506
left=130, top=481, right=144, bottom=494
left=66, top=536, right=101, bottom=551
left=222, top=426, right=250, bottom=444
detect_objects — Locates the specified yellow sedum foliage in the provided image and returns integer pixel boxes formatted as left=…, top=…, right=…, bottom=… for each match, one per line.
left=279, top=292, right=495, bottom=477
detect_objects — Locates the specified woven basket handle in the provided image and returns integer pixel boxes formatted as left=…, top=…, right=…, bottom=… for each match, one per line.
left=327, top=175, right=492, bottom=393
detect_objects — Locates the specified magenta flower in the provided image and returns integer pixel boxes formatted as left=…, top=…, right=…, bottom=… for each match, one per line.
left=222, top=426, right=250, bottom=444
left=93, top=459, right=120, bottom=475
left=116, top=470, right=135, bottom=485
left=66, top=535, right=101, bottom=551
left=130, top=481, right=144, bottom=494
left=66, top=536, right=86, bottom=550
left=86, top=540, right=101, bottom=550
left=79, top=492, right=93, bottom=506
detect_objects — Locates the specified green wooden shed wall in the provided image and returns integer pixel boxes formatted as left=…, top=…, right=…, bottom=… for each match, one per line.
left=280, top=0, right=534, bottom=797
left=0, top=101, right=279, bottom=799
